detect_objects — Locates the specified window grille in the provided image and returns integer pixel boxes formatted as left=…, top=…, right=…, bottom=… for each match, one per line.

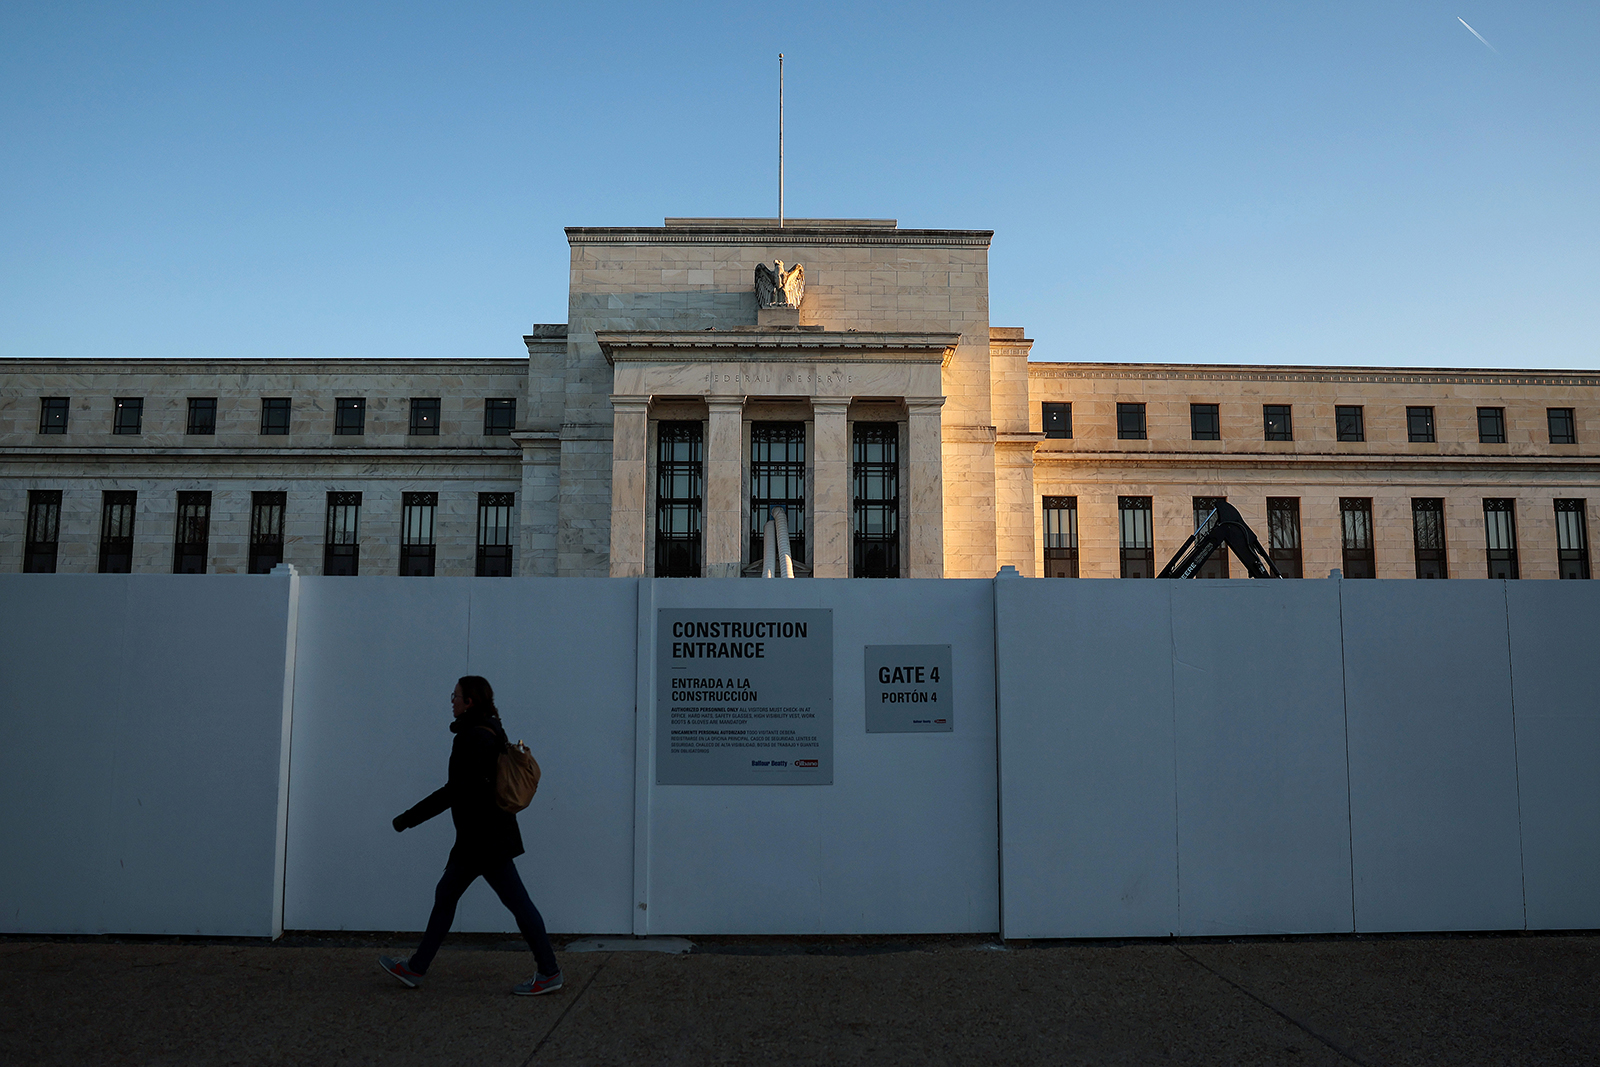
left=1042, top=403, right=1072, bottom=440
left=749, top=422, right=806, bottom=565
left=1192, top=497, right=1229, bottom=578
left=1549, top=408, right=1576, bottom=445
left=172, top=491, right=211, bottom=573
left=1118, top=496, right=1154, bottom=578
left=1264, top=405, right=1293, bottom=441
left=852, top=423, right=899, bottom=578
left=1336, top=405, right=1365, bottom=442
left=249, top=491, right=286, bottom=574
left=409, top=398, right=440, bottom=436
left=654, top=422, right=703, bottom=577
left=476, top=492, right=515, bottom=577
left=1116, top=403, right=1146, bottom=441
left=401, top=492, right=438, bottom=576
left=1555, top=499, right=1589, bottom=580
left=1043, top=496, right=1079, bottom=577
left=186, top=398, right=217, bottom=436
left=1266, top=497, right=1302, bottom=578
left=1190, top=404, right=1220, bottom=441
left=324, top=491, right=361, bottom=575
left=39, top=397, right=69, bottom=434
left=1477, top=407, right=1506, bottom=443
left=334, top=398, right=365, bottom=436
left=1407, top=407, right=1436, bottom=443
left=24, top=490, right=62, bottom=572
left=260, top=398, right=291, bottom=436
left=1411, top=498, right=1447, bottom=579
left=113, top=398, right=143, bottom=435
left=99, top=490, right=136, bottom=573
left=484, top=398, right=516, bottom=436
left=1339, top=498, right=1375, bottom=578
left=1482, top=498, right=1518, bottom=579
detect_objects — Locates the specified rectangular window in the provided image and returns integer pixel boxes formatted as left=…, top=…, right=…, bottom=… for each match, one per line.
left=1192, top=497, right=1229, bottom=578
left=1555, top=499, right=1589, bottom=580
left=1336, top=405, right=1365, bottom=442
left=1118, top=496, right=1154, bottom=578
left=186, top=398, right=217, bottom=436
left=655, top=421, right=703, bottom=577
left=24, top=490, right=62, bottom=572
left=334, top=398, right=366, bottom=436
left=1042, top=402, right=1072, bottom=439
left=324, top=492, right=361, bottom=575
left=1263, top=404, right=1293, bottom=441
left=1190, top=404, right=1220, bottom=441
left=750, top=422, right=806, bottom=565
left=1407, top=406, right=1436, bottom=443
left=173, top=491, right=211, bottom=574
left=39, top=397, right=69, bottom=434
left=1483, top=498, right=1518, bottom=579
left=476, top=492, right=515, bottom=577
left=1266, top=497, right=1302, bottom=578
left=1411, top=498, right=1447, bottom=579
left=484, top=398, right=516, bottom=436
left=1549, top=408, right=1576, bottom=444
left=1116, top=403, right=1146, bottom=441
left=249, top=491, right=286, bottom=574
left=1042, top=496, right=1079, bottom=578
left=1340, top=498, right=1375, bottom=579
left=409, top=398, right=440, bottom=436
left=400, top=492, right=438, bottom=576
left=260, top=398, right=291, bottom=435
left=113, top=398, right=143, bottom=435
left=1477, top=407, right=1506, bottom=443
left=99, top=490, right=136, bottom=573
left=852, top=423, right=899, bottom=578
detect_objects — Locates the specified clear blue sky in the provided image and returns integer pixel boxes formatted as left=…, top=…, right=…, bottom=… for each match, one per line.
left=2, top=2, right=1595, bottom=369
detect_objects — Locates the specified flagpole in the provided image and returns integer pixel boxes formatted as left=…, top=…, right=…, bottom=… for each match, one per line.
left=778, top=53, right=784, bottom=228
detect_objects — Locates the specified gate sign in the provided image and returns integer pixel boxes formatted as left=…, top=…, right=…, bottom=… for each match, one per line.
left=864, top=644, right=952, bottom=733
left=656, top=609, right=833, bottom=785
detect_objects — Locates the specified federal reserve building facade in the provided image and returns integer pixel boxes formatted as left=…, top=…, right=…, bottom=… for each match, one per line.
left=4, top=217, right=1599, bottom=580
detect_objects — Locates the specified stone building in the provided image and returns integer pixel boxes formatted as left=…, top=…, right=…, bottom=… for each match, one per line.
left=3, top=217, right=1598, bottom=580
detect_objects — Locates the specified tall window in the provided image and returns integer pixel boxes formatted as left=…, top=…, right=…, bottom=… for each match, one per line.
left=113, top=398, right=143, bottom=435
left=1548, top=408, right=1576, bottom=444
left=334, top=398, right=366, bottom=435
left=1042, top=402, right=1071, bottom=439
left=24, top=490, right=62, bottom=572
left=1483, top=499, right=1518, bottom=579
left=1336, top=405, right=1365, bottom=442
left=1043, top=496, right=1078, bottom=578
left=39, top=397, right=69, bottom=434
left=249, top=492, right=286, bottom=574
left=1116, top=403, right=1146, bottom=441
left=1407, top=407, right=1436, bottom=443
left=1192, top=497, right=1229, bottom=578
left=186, top=398, right=217, bottom=436
left=476, top=492, right=515, bottom=577
left=99, top=491, right=136, bottom=573
left=1266, top=497, right=1302, bottom=578
left=172, top=491, right=210, bottom=574
left=1119, top=496, right=1154, bottom=578
left=1339, top=498, right=1375, bottom=579
left=324, top=492, right=361, bottom=575
left=401, top=492, right=437, bottom=576
left=1555, top=500, right=1589, bottom=580
left=1477, top=407, right=1506, bottom=443
left=1411, top=498, right=1447, bottom=579
left=260, top=398, right=291, bottom=435
left=1190, top=404, right=1220, bottom=441
left=655, top=421, right=703, bottom=578
left=484, top=398, right=516, bottom=436
left=852, top=423, right=899, bottom=578
left=409, top=398, right=440, bottom=436
left=1263, top=405, right=1293, bottom=441
left=750, top=422, right=806, bottom=565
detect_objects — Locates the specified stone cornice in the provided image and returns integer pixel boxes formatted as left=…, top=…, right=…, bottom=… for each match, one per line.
left=0, top=446, right=519, bottom=460
left=596, top=330, right=960, bottom=368
left=1032, top=449, right=1600, bottom=471
left=1029, top=361, right=1600, bottom=387
left=0, top=358, right=526, bottom=375
left=567, top=226, right=993, bottom=249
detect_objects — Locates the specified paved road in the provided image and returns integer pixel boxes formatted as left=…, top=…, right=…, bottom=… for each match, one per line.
left=4, top=934, right=1597, bottom=1066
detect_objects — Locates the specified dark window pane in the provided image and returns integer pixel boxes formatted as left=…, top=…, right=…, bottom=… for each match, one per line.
left=1116, top=403, right=1146, bottom=441
left=853, top=423, right=899, bottom=577
left=484, top=398, right=516, bottom=436
left=1411, top=498, right=1447, bottom=579
left=1477, top=407, right=1506, bottom=443
left=1042, top=496, right=1078, bottom=578
left=1483, top=498, right=1518, bottom=579
left=1407, top=407, right=1436, bottom=443
left=401, top=491, right=438, bottom=576
left=1555, top=499, right=1590, bottom=579
left=750, top=422, right=806, bottom=565
left=476, top=492, right=515, bottom=576
left=260, top=398, right=291, bottom=435
left=249, top=491, right=286, bottom=573
left=173, top=491, right=211, bottom=573
left=324, top=491, right=361, bottom=575
left=1119, top=496, right=1154, bottom=578
left=39, top=397, right=69, bottom=434
left=334, top=398, right=365, bottom=435
left=1190, top=404, right=1220, bottom=441
left=186, top=398, right=217, bottom=436
left=1264, top=405, right=1293, bottom=441
left=24, top=490, right=62, bottom=572
left=99, top=490, right=136, bottom=572
left=1336, top=405, right=1365, bottom=442
left=655, top=421, right=703, bottom=577
left=409, top=398, right=440, bottom=436
left=1549, top=408, right=1576, bottom=444
left=113, top=398, right=142, bottom=435
left=1340, top=498, right=1375, bottom=578
left=1266, top=497, right=1302, bottom=578
left=1191, top=497, right=1229, bottom=578
left=1042, top=402, right=1072, bottom=439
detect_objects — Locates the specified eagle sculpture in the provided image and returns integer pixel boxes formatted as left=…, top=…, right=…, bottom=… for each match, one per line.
left=754, top=260, right=805, bottom=309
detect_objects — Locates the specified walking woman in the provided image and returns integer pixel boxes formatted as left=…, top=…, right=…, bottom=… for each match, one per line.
left=379, top=675, right=562, bottom=995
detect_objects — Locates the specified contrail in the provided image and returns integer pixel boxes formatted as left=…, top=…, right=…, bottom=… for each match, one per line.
left=1458, top=16, right=1498, bottom=54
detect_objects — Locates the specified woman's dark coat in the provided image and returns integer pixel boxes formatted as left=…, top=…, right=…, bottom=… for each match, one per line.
left=396, top=710, right=524, bottom=866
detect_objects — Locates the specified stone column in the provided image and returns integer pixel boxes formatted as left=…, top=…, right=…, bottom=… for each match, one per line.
left=906, top=397, right=946, bottom=578
left=810, top=400, right=851, bottom=578
left=704, top=396, right=746, bottom=578
left=608, top=396, right=650, bottom=578
left=512, top=431, right=560, bottom=576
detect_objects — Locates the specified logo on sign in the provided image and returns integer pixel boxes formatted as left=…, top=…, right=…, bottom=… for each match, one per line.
left=795, top=759, right=819, bottom=768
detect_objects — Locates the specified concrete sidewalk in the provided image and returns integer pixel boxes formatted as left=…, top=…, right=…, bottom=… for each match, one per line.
left=3, top=933, right=1597, bottom=1066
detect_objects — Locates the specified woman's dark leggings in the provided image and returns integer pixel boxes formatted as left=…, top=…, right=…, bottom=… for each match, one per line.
left=408, top=857, right=559, bottom=977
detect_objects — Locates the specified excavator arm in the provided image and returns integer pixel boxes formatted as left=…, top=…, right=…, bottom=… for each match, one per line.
left=1157, top=500, right=1284, bottom=579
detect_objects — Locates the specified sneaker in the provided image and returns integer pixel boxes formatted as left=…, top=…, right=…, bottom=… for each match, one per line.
left=378, top=955, right=423, bottom=988
left=513, top=971, right=564, bottom=996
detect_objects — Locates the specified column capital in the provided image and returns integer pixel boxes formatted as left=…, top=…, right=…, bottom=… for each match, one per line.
left=706, top=395, right=748, bottom=411
left=609, top=394, right=651, bottom=414
left=905, top=396, right=947, bottom=415
left=811, top=398, right=851, bottom=415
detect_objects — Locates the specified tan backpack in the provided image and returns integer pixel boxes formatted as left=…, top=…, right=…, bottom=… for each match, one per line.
left=496, top=740, right=541, bottom=814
